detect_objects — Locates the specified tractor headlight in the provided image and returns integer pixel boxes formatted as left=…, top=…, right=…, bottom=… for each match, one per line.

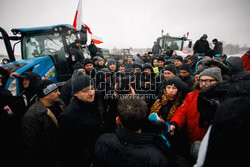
left=8, top=79, right=17, bottom=96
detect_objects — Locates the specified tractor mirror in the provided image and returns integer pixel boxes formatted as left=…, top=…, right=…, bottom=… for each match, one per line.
left=2, top=58, right=10, bottom=65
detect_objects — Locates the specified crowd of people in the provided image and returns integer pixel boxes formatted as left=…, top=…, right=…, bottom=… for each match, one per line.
left=0, top=35, right=250, bottom=167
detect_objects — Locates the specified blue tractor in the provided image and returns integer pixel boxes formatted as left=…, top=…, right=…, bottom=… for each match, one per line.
left=0, top=24, right=88, bottom=95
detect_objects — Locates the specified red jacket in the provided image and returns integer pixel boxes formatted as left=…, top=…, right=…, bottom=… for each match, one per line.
left=242, top=54, right=250, bottom=71
left=170, top=90, right=207, bottom=146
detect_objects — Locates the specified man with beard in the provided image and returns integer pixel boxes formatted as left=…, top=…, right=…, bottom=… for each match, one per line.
left=170, top=67, right=222, bottom=152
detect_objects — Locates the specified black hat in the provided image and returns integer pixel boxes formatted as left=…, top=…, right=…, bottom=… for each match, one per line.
left=73, top=62, right=85, bottom=70
left=84, top=58, right=93, bottom=66
left=157, top=57, right=165, bottom=62
left=174, top=56, right=183, bottom=62
left=75, top=39, right=81, bottom=44
left=212, top=39, right=218, bottom=43
left=37, top=79, right=58, bottom=98
left=164, top=64, right=177, bottom=75
left=142, top=63, right=153, bottom=72
left=19, top=72, right=42, bottom=90
left=132, top=62, right=142, bottom=70
left=201, top=34, right=208, bottom=38
left=72, top=70, right=94, bottom=94
left=164, top=76, right=187, bottom=95
left=180, top=63, right=191, bottom=73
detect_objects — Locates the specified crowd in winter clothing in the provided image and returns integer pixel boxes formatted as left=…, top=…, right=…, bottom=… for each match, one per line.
left=0, top=35, right=250, bottom=167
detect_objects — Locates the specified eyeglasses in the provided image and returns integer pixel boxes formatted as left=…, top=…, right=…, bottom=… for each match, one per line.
left=198, top=79, right=216, bottom=84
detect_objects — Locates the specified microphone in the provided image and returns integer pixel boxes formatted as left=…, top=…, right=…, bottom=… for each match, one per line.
left=148, top=113, right=171, bottom=135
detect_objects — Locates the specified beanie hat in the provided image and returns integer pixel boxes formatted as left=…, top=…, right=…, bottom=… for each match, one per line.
left=164, top=64, right=177, bottom=75
left=132, top=62, right=142, bottom=70
left=37, top=79, right=58, bottom=98
left=199, top=67, right=222, bottom=82
left=84, top=58, right=93, bottom=66
left=107, top=59, right=117, bottom=67
left=92, top=56, right=99, bottom=62
left=174, top=56, right=183, bottom=62
left=72, top=70, right=94, bottom=94
left=142, top=63, right=153, bottom=72
left=165, top=76, right=183, bottom=90
left=180, top=63, right=191, bottom=73
left=157, top=57, right=165, bottom=62
left=73, top=62, right=85, bottom=70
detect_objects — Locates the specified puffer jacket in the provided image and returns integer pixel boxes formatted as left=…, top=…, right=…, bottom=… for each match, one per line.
left=170, top=90, right=207, bottom=146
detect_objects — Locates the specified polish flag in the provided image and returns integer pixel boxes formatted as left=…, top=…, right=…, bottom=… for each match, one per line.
left=91, top=35, right=103, bottom=44
left=73, top=0, right=92, bottom=34
left=73, top=0, right=83, bottom=31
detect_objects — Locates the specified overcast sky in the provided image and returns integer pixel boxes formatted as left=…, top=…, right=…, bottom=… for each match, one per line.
left=0, top=0, right=249, bottom=55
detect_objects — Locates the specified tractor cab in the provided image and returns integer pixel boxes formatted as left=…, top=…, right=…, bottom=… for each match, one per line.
left=0, top=24, right=87, bottom=95
left=157, top=33, right=192, bottom=57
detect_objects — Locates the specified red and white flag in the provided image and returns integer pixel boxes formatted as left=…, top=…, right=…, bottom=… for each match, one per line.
left=73, top=0, right=83, bottom=31
left=73, top=0, right=103, bottom=44
left=91, top=34, right=103, bottom=44
left=73, top=0, right=92, bottom=34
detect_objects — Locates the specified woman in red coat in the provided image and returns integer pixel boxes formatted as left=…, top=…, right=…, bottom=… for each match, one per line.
left=170, top=67, right=222, bottom=146
left=242, top=48, right=250, bottom=71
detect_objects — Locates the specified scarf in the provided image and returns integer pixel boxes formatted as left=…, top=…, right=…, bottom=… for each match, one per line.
left=150, top=89, right=181, bottom=121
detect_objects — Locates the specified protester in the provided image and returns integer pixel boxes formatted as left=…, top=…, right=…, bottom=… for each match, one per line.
left=84, top=58, right=96, bottom=81
left=151, top=76, right=188, bottom=121
left=169, top=67, right=222, bottom=148
left=93, top=97, right=168, bottom=167
left=60, top=62, right=85, bottom=106
left=88, top=40, right=98, bottom=58
left=179, top=63, right=195, bottom=91
left=107, top=58, right=117, bottom=72
left=18, top=72, right=42, bottom=110
left=58, top=71, right=103, bottom=167
left=68, top=39, right=85, bottom=71
left=21, top=79, right=63, bottom=167
left=152, top=41, right=161, bottom=55
left=174, top=56, right=183, bottom=74
left=193, top=34, right=211, bottom=57
left=212, top=38, right=223, bottom=56
left=186, top=55, right=198, bottom=74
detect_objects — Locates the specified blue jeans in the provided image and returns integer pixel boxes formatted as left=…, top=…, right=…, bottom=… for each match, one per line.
left=194, top=53, right=205, bottom=57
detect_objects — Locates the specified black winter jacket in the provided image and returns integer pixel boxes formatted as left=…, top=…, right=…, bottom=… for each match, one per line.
left=21, top=98, right=64, bottom=167
left=58, top=96, right=104, bottom=167
left=193, top=38, right=210, bottom=54
left=203, top=73, right=250, bottom=167
left=94, top=128, right=168, bottom=167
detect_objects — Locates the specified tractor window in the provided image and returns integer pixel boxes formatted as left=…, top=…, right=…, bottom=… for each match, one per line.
left=164, top=38, right=182, bottom=51
left=23, top=34, right=64, bottom=59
